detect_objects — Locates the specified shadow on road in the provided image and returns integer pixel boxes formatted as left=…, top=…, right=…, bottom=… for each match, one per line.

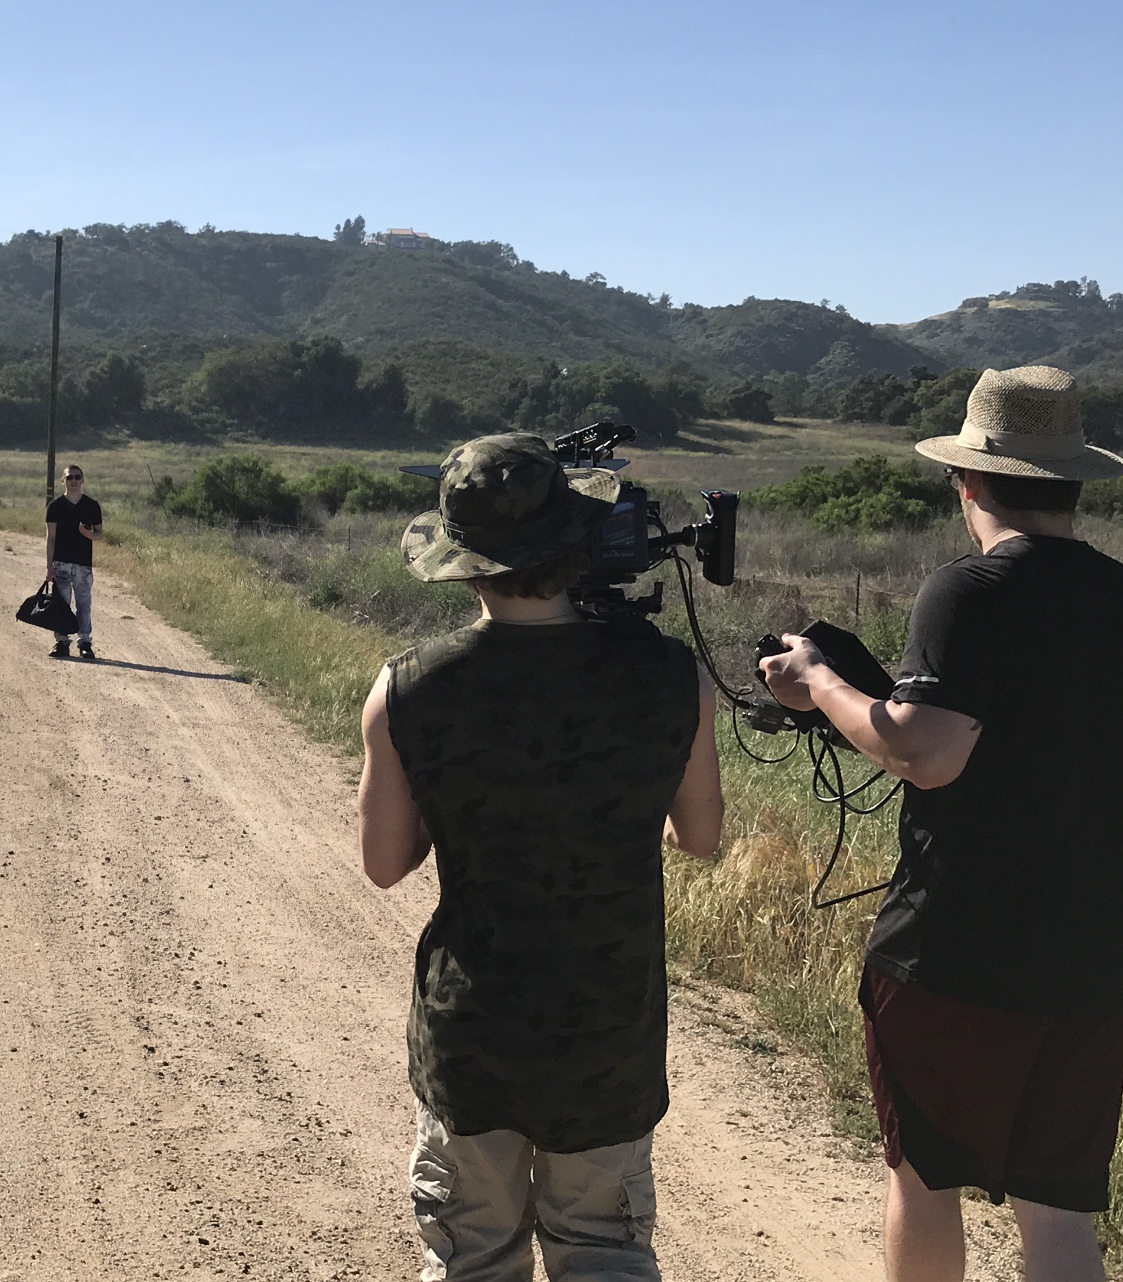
left=85, top=658, right=250, bottom=683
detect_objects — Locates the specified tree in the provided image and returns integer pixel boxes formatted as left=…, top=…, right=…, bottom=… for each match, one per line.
left=721, top=381, right=774, bottom=423
left=837, top=372, right=909, bottom=424
left=908, top=368, right=981, bottom=437
left=193, top=336, right=369, bottom=430
left=81, top=354, right=146, bottom=424
left=366, top=362, right=410, bottom=422
left=448, top=241, right=519, bottom=268
left=1081, top=387, right=1123, bottom=449
left=413, top=391, right=467, bottom=435
left=503, top=360, right=696, bottom=441
left=333, top=215, right=366, bottom=246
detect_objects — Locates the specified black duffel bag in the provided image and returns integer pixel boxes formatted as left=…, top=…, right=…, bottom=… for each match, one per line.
left=16, top=580, right=79, bottom=634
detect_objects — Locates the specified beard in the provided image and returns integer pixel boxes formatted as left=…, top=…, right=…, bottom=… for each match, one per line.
left=960, top=494, right=983, bottom=549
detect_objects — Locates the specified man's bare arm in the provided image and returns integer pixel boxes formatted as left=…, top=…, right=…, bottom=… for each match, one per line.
left=357, top=665, right=432, bottom=888
left=761, top=634, right=980, bottom=789
left=664, top=667, right=724, bottom=860
left=80, top=522, right=103, bottom=542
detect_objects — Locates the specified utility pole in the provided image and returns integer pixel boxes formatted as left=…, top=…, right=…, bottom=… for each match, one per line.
left=45, top=234, right=63, bottom=505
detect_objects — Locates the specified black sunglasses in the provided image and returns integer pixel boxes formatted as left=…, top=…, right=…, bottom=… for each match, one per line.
left=65, top=473, right=83, bottom=481
left=943, top=466, right=964, bottom=487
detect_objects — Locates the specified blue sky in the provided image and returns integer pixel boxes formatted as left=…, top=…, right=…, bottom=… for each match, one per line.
left=2, top=0, right=1119, bottom=322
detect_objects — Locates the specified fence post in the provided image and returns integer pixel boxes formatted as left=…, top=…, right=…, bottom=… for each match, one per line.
left=45, top=235, right=63, bottom=505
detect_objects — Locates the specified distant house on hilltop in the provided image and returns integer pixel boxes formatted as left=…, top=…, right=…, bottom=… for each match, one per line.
left=367, top=227, right=433, bottom=251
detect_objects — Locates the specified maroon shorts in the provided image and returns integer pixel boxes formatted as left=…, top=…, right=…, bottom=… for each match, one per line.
left=860, top=965, right=1123, bottom=1211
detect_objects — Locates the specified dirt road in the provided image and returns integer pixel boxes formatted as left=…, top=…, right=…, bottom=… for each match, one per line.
left=0, top=533, right=1020, bottom=1281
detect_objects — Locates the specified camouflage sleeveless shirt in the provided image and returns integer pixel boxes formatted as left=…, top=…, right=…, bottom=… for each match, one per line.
left=387, top=616, right=699, bottom=1152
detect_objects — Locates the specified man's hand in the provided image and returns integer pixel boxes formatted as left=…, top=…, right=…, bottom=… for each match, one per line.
left=79, top=523, right=99, bottom=540
left=759, top=633, right=828, bottom=712
left=46, top=564, right=55, bottom=582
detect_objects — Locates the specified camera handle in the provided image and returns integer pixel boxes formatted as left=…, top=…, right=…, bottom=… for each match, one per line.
left=649, top=490, right=739, bottom=586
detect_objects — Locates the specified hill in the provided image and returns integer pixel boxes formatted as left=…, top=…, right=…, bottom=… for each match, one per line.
left=0, top=223, right=931, bottom=385
left=3, top=224, right=1122, bottom=449
left=883, top=278, right=1123, bottom=373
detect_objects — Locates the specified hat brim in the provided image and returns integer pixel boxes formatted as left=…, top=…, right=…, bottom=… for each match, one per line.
left=401, top=468, right=622, bottom=582
left=915, top=436, right=1123, bottom=481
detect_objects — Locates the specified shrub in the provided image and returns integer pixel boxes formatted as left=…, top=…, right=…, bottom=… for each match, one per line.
left=298, top=463, right=367, bottom=516
left=1079, top=477, right=1123, bottom=519
left=751, top=456, right=953, bottom=532
left=342, top=471, right=437, bottom=514
left=165, top=454, right=302, bottom=525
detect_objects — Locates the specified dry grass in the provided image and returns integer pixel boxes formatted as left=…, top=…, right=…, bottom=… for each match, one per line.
left=665, top=712, right=899, bottom=1138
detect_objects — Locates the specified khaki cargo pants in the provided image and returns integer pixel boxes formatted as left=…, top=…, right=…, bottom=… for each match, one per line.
left=410, top=1100, right=660, bottom=1281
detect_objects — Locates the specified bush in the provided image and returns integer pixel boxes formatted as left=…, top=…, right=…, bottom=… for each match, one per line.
left=298, top=463, right=367, bottom=516
left=165, top=454, right=302, bottom=525
left=342, top=471, right=437, bottom=514
left=1079, top=477, right=1123, bottom=519
left=751, top=455, right=953, bottom=532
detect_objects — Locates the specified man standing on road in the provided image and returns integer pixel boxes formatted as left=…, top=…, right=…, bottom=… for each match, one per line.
left=761, top=366, right=1123, bottom=1282
left=357, top=433, right=723, bottom=1281
left=46, top=464, right=103, bottom=661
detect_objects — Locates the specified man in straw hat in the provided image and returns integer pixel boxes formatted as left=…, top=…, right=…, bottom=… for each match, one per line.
left=356, top=432, right=723, bottom=1280
left=761, top=366, right=1123, bottom=1281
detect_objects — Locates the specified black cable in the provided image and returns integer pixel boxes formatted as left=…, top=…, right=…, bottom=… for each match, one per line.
left=670, top=547, right=757, bottom=709
left=731, top=702, right=801, bottom=763
left=807, top=737, right=903, bottom=812
left=805, top=732, right=894, bottom=909
left=657, top=530, right=894, bottom=907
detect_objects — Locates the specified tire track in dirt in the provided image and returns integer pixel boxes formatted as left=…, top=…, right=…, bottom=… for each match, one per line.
left=0, top=533, right=1021, bottom=1281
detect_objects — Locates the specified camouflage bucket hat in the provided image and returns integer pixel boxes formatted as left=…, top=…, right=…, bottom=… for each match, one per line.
left=915, top=365, right=1123, bottom=481
left=401, top=432, right=621, bottom=582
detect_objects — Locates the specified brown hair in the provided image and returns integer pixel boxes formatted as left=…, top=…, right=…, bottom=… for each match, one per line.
left=980, top=472, right=1082, bottom=515
left=467, top=546, right=589, bottom=599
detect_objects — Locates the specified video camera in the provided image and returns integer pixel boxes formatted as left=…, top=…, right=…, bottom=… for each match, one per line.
left=403, top=420, right=739, bottom=620
left=401, top=424, right=896, bottom=907
left=553, top=422, right=739, bottom=618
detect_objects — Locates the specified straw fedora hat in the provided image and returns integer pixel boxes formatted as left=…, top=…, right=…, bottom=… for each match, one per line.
left=401, top=432, right=620, bottom=582
left=915, top=365, right=1123, bottom=481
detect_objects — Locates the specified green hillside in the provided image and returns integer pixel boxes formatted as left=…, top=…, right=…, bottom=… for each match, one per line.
left=671, top=297, right=926, bottom=380
left=0, top=223, right=930, bottom=382
left=3, top=224, right=1122, bottom=451
left=884, top=278, right=1123, bottom=373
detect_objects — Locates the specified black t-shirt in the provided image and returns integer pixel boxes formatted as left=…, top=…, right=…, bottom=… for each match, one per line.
left=46, top=494, right=102, bottom=567
left=866, top=536, right=1123, bottom=1013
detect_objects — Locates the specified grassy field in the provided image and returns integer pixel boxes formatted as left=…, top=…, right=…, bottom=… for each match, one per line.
left=6, top=424, right=1123, bottom=1267
left=0, top=439, right=445, bottom=510
left=0, top=414, right=920, bottom=510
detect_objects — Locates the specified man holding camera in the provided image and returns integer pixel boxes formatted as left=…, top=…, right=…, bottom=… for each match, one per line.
left=357, top=433, right=723, bottom=1281
left=761, top=366, right=1123, bottom=1282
